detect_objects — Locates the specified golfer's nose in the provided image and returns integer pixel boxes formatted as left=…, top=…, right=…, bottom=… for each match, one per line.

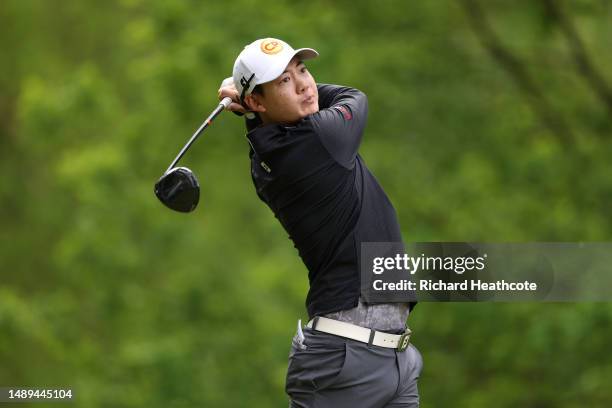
left=295, top=75, right=308, bottom=94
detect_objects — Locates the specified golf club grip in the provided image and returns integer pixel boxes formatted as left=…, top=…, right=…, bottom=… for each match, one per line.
left=165, top=99, right=232, bottom=173
left=220, top=96, right=232, bottom=109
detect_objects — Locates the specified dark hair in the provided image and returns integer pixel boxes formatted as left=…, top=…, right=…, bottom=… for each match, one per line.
left=251, top=84, right=264, bottom=96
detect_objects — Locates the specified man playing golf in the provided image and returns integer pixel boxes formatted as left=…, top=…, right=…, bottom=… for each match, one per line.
left=218, top=38, right=423, bottom=407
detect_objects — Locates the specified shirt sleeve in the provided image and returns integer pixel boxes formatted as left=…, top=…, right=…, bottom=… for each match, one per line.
left=310, top=83, right=368, bottom=169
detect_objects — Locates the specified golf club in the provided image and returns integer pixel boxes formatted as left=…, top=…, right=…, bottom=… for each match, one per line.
left=154, top=96, right=232, bottom=212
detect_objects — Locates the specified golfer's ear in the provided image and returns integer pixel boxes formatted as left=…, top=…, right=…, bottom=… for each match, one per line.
left=244, top=94, right=266, bottom=113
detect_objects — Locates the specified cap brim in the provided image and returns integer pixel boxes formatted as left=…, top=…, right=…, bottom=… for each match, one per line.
left=294, top=48, right=319, bottom=61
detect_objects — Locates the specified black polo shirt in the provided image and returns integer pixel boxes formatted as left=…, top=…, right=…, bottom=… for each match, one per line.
left=245, top=84, right=416, bottom=318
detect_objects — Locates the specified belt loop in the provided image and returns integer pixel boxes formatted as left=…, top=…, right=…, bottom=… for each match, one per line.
left=367, top=329, right=375, bottom=348
left=312, top=316, right=320, bottom=330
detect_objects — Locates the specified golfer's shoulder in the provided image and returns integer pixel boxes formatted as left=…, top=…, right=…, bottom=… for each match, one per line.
left=317, top=83, right=368, bottom=106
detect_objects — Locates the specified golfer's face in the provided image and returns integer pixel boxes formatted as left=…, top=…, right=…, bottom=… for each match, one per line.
left=260, top=57, right=319, bottom=124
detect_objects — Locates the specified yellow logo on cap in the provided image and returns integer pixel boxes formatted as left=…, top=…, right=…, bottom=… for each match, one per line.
left=260, top=39, right=283, bottom=55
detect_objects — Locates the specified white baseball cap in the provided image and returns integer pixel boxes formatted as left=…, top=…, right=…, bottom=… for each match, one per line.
left=233, top=38, right=318, bottom=101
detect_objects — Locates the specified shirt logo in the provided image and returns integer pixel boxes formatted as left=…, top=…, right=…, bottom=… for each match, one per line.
left=260, top=161, right=272, bottom=173
left=335, top=105, right=352, bottom=120
left=260, top=39, right=284, bottom=55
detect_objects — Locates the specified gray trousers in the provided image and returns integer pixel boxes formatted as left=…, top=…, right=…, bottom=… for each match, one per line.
left=285, top=327, right=423, bottom=407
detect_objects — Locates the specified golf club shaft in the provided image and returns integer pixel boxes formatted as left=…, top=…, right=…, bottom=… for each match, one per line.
left=165, top=97, right=232, bottom=174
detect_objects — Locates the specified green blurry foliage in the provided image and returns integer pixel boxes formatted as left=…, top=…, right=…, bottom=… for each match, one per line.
left=1, top=0, right=611, bottom=407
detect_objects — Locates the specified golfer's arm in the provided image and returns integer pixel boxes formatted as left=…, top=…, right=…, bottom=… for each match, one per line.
left=316, top=83, right=366, bottom=110
left=313, top=84, right=368, bottom=168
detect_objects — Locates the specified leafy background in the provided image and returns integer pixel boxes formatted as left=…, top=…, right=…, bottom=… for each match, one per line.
left=1, top=0, right=611, bottom=407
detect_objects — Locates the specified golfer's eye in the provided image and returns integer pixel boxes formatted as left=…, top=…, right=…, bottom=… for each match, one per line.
left=300, top=67, right=308, bottom=73
left=280, top=76, right=290, bottom=84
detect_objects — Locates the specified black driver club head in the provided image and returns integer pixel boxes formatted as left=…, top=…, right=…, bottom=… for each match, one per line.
left=154, top=97, right=231, bottom=213
left=154, top=167, right=200, bottom=213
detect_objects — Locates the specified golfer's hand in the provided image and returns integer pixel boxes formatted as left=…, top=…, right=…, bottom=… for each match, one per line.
left=218, top=77, right=247, bottom=114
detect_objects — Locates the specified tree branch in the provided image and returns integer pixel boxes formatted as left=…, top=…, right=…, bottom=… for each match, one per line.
left=458, top=0, right=575, bottom=146
left=542, top=0, right=612, bottom=118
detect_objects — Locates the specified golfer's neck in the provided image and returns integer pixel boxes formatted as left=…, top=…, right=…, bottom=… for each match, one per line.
left=259, top=112, right=300, bottom=127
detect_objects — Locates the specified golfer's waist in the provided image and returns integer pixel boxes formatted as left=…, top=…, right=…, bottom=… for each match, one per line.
left=322, top=300, right=410, bottom=333
left=306, top=316, right=411, bottom=350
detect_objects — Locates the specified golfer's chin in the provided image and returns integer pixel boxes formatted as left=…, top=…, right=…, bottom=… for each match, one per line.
left=300, top=102, right=319, bottom=118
